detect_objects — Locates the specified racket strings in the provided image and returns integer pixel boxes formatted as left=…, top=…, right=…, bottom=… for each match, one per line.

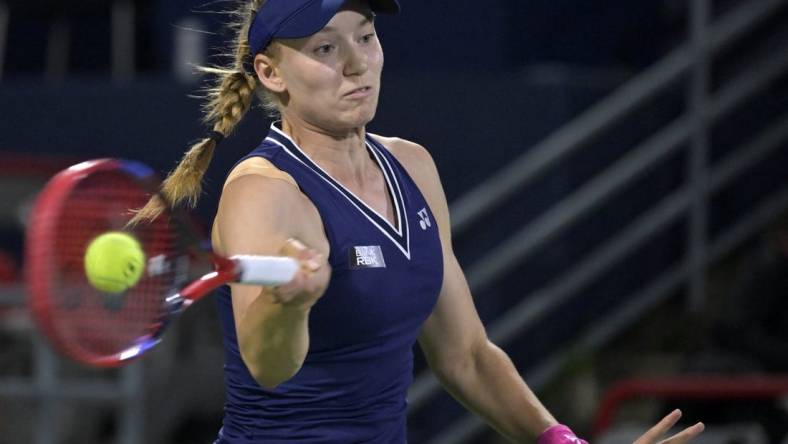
left=43, top=171, right=186, bottom=362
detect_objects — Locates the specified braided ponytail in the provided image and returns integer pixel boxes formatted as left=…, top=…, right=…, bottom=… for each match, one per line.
left=130, top=0, right=271, bottom=224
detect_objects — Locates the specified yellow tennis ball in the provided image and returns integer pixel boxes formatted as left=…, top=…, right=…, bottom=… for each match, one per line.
left=84, top=231, right=146, bottom=294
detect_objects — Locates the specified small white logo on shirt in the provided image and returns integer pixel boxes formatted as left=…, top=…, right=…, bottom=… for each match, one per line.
left=417, top=208, right=432, bottom=230
left=349, top=246, right=386, bottom=269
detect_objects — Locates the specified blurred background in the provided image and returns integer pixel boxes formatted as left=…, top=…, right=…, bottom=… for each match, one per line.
left=1, top=0, right=788, bottom=443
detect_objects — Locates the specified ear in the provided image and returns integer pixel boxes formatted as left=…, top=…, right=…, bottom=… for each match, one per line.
left=254, top=52, right=286, bottom=93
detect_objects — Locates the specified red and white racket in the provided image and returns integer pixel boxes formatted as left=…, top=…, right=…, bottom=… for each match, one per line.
left=25, top=158, right=298, bottom=368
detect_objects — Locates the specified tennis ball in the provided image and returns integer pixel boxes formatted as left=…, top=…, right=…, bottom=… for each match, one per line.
left=84, top=231, right=146, bottom=294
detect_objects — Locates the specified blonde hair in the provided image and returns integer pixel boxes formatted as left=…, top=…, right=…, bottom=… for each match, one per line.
left=131, top=0, right=278, bottom=224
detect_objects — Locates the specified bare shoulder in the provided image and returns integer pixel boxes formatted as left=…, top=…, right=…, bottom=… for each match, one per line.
left=224, top=156, right=299, bottom=190
left=213, top=163, right=328, bottom=258
left=220, top=157, right=304, bottom=221
left=368, top=133, right=439, bottom=189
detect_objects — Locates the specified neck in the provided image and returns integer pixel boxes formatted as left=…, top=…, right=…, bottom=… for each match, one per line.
left=280, top=114, right=372, bottom=182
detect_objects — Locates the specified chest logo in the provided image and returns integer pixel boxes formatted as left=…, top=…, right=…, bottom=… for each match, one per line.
left=417, top=208, right=432, bottom=231
left=349, top=246, right=387, bottom=269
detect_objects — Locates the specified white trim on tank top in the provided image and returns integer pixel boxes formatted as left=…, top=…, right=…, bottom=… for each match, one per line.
left=265, top=125, right=412, bottom=260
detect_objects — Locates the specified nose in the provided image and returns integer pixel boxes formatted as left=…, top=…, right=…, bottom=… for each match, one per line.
left=343, top=45, right=368, bottom=77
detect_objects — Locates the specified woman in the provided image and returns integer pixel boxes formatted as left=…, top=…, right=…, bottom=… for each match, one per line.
left=136, top=1, right=705, bottom=442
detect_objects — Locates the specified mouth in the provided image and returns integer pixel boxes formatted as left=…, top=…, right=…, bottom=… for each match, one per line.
left=343, top=86, right=373, bottom=98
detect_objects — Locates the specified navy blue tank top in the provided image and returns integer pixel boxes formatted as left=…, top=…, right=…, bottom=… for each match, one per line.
left=214, top=123, right=443, bottom=443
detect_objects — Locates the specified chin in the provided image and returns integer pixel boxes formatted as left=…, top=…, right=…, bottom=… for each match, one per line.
left=340, top=105, right=378, bottom=129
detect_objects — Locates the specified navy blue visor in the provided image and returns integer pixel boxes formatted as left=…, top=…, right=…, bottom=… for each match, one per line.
left=248, top=0, right=400, bottom=56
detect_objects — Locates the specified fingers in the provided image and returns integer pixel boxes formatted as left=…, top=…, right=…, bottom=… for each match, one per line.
left=633, top=410, right=704, bottom=444
left=658, top=422, right=705, bottom=444
left=266, top=238, right=330, bottom=307
left=279, top=238, right=322, bottom=272
left=638, top=409, right=682, bottom=443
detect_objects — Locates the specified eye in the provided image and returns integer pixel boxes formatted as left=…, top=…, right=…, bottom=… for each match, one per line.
left=314, top=44, right=335, bottom=55
left=360, top=33, right=376, bottom=44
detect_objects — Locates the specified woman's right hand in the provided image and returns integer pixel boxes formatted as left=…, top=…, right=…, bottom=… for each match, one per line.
left=265, top=238, right=331, bottom=311
left=632, top=410, right=704, bottom=444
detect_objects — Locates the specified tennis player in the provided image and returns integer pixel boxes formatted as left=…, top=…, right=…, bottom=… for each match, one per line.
left=136, top=1, right=706, bottom=442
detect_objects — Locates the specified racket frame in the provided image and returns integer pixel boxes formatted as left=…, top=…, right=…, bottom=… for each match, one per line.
left=26, top=158, right=297, bottom=367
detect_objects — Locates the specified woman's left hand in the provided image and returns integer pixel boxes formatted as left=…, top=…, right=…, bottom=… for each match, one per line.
left=632, top=410, right=704, bottom=444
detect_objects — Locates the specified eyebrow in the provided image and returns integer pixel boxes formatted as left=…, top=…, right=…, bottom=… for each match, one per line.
left=320, top=16, right=375, bottom=33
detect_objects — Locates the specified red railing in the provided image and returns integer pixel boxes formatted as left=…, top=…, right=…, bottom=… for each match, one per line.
left=593, top=375, right=788, bottom=436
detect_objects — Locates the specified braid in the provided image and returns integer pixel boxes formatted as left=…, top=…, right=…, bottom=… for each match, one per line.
left=130, top=0, right=266, bottom=225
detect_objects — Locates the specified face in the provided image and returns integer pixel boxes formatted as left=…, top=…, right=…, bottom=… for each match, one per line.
left=254, top=0, right=384, bottom=132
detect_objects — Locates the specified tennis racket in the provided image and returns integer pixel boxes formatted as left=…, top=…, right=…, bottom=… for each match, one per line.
left=25, top=158, right=299, bottom=368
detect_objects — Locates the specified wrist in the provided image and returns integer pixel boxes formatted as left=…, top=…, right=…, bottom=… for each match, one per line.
left=537, top=424, right=588, bottom=444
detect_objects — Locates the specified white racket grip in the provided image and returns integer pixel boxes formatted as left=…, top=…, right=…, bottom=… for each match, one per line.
left=231, top=255, right=299, bottom=286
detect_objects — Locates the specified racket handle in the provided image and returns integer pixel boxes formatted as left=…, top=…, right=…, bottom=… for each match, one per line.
left=231, top=255, right=299, bottom=286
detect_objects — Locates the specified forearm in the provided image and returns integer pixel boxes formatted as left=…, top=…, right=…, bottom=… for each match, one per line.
left=237, top=291, right=311, bottom=389
left=438, top=341, right=557, bottom=442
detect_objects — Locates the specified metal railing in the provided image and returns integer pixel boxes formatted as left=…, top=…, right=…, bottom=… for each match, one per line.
left=421, top=113, right=788, bottom=444
left=0, top=157, right=145, bottom=444
left=0, top=295, right=144, bottom=444
left=410, top=0, right=788, bottom=442
left=592, top=375, right=788, bottom=436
